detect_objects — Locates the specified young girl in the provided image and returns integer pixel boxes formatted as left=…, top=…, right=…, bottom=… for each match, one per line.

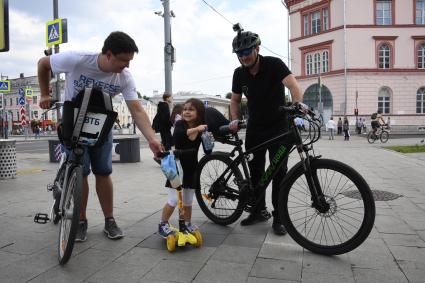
left=158, top=98, right=207, bottom=237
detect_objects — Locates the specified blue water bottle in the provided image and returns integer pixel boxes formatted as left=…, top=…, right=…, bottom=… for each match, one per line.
left=201, top=128, right=214, bottom=155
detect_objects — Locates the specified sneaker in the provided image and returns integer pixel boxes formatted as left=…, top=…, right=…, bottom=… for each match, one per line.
left=75, top=219, right=88, bottom=242
left=103, top=218, right=124, bottom=239
left=185, top=222, right=199, bottom=233
left=240, top=209, right=271, bottom=226
left=158, top=221, right=175, bottom=238
left=272, top=218, right=287, bottom=236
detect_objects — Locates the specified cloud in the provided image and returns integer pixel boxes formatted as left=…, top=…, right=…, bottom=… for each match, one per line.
left=0, top=0, right=289, bottom=97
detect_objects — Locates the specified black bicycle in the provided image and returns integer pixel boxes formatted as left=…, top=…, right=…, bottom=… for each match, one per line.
left=367, top=124, right=389, bottom=143
left=196, top=105, right=375, bottom=255
left=34, top=87, right=117, bottom=264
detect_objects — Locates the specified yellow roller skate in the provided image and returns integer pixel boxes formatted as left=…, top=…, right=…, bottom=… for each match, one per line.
left=158, top=221, right=177, bottom=252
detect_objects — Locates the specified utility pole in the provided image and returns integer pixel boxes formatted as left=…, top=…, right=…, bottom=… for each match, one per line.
left=160, top=0, right=175, bottom=96
left=53, top=0, right=60, bottom=103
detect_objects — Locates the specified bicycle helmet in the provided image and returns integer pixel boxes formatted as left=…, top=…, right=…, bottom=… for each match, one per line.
left=232, top=31, right=261, bottom=52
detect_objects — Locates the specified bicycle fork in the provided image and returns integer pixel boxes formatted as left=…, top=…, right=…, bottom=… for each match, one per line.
left=298, top=148, right=330, bottom=213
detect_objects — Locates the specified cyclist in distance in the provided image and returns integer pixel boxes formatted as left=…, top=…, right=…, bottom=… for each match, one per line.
left=38, top=31, right=163, bottom=242
left=371, top=109, right=385, bottom=134
left=229, top=27, right=303, bottom=235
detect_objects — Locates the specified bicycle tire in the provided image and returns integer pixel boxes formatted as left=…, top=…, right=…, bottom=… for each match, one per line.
left=380, top=131, right=389, bottom=143
left=58, top=166, right=83, bottom=265
left=367, top=131, right=376, bottom=143
left=196, top=152, right=244, bottom=226
left=279, top=158, right=375, bottom=255
left=52, top=162, right=67, bottom=225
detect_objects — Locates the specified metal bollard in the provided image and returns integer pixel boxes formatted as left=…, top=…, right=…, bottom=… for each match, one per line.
left=0, top=139, right=17, bottom=179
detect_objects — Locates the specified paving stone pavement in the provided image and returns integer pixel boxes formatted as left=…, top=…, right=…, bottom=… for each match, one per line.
left=0, top=134, right=425, bottom=282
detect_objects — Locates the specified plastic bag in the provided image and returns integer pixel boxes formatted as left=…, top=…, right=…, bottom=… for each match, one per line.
left=160, top=154, right=182, bottom=188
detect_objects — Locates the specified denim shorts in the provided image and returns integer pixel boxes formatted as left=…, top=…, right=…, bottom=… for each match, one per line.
left=65, top=132, right=112, bottom=177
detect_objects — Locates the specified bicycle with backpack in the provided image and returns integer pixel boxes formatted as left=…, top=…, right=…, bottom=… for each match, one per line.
left=34, top=87, right=117, bottom=264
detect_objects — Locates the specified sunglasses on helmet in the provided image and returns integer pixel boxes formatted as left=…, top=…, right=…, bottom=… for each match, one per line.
left=236, top=48, right=254, bottom=57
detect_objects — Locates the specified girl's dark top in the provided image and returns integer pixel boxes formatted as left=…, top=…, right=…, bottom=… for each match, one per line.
left=165, top=119, right=201, bottom=189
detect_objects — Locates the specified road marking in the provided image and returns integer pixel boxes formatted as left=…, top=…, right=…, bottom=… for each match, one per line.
left=17, top=169, right=45, bottom=174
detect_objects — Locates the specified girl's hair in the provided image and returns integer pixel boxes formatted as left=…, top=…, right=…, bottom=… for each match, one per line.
left=170, top=104, right=183, bottom=124
left=184, top=98, right=205, bottom=126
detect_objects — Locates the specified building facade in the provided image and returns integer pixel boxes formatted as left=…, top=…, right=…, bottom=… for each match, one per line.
left=284, top=0, right=425, bottom=127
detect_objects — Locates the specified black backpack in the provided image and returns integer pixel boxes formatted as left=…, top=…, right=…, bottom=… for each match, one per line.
left=371, top=112, right=377, bottom=120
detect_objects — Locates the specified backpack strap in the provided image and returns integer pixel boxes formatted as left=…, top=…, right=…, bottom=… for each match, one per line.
left=72, top=87, right=92, bottom=143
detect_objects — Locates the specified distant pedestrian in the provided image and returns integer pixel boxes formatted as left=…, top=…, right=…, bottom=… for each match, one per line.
left=356, top=118, right=362, bottom=134
left=325, top=117, right=336, bottom=140
left=337, top=117, right=343, bottom=135
left=157, top=93, right=173, bottom=151
left=362, top=119, right=367, bottom=133
left=34, top=125, right=41, bottom=139
left=343, top=117, right=350, bottom=141
left=294, top=117, right=305, bottom=132
left=386, top=117, right=391, bottom=130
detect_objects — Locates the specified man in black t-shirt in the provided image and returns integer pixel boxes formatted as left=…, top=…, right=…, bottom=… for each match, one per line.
left=229, top=30, right=303, bottom=235
left=157, top=93, right=173, bottom=150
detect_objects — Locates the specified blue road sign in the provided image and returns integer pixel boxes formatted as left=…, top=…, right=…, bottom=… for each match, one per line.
left=46, top=19, right=62, bottom=47
left=19, top=96, right=25, bottom=106
left=0, top=80, right=10, bottom=92
left=19, top=88, right=24, bottom=96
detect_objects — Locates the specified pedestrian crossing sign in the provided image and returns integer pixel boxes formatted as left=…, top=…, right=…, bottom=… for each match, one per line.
left=25, top=88, right=33, bottom=97
left=46, top=18, right=62, bottom=47
left=0, top=79, right=10, bottom=92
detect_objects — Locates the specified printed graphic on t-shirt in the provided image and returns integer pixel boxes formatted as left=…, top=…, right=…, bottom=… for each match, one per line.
left=73, top=74, right=121, bottom=96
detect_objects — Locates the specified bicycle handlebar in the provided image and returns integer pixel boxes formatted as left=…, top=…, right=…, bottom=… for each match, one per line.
left=218, top=120, right=246, bottom=136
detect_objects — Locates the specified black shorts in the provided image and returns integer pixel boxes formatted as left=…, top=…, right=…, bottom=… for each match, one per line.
left=371, top=121, right=379, bottom=130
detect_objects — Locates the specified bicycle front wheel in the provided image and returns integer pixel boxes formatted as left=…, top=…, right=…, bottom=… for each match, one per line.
left=279, top=158, right=375, bottom=255
left=380, top=131, right=389, bottom=143
left=367, top=131, right=376, bottom=143
left=58, top=166, right=83, bottom=265
left=196, top=152, right=244, bottom=226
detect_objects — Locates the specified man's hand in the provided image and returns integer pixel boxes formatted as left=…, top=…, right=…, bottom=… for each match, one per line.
left=39, top=95, right=52, bottom=109
left=229, top=120, right=239, bottom=132
left=149, top=139, right=164, bottom=157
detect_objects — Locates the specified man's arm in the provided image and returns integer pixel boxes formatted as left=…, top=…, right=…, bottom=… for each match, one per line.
left=38, top=56, right=53, bottom=109
left=282, top=74, right=303, bottom=103
left=126, top=100, right=162, bottom=155
left=230, top=92, right=242, bottom=120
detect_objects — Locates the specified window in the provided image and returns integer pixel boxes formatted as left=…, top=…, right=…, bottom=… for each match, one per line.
left=33, top=111, right=39, bottom=119
left=417, top=0, right=425, bottom=24
left=312, top=11, right=321, bottom=34
left=417, top=87, right=425, bottom=113
left=32, top=96, right=37, bottom=104
left=9, top=98, right=12, bottom=106
left=314, top=53, right=321, bottom=74
left=306, top=54, right=312, bottom=75
left=378, top=44, right=391, bottom=69
left=303, top=15, right=310, bottom=36
left=322, top=51, right=329, bottom=72
left=378, top=87, right=391, bottom=114
left=376, top=0, right=392, bottom=25
left=323, top=8, right=329, bottom=31
left=16, top=111, right=19, bottom=120
left=15, top=97, right=18, bottom=105
left=418, top=44, right=425, bottom=68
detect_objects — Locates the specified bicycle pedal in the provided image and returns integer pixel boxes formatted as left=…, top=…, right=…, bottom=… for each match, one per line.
left=34, top=213, right=50, bottom=224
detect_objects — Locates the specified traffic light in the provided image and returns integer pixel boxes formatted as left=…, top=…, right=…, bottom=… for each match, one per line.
left=0, top=0, right=9, bottom=52
left=354, top=108, right=358, bottom=116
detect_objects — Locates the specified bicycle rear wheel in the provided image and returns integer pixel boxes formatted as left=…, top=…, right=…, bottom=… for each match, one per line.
left=58, top=166, right=83, bottom=265
left=380, top=131, right=389, bottom=143
left=367, top=132, right=376, bottom=143
left=279, top=158, right=375, bottom=255
left=196, top=152, right=244, bottom=226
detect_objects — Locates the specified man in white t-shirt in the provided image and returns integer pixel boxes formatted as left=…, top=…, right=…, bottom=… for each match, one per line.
left=38, top=31, right=163, bottom=242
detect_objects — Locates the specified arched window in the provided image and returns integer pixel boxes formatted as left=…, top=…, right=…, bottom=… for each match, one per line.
left=314, top=53, right=321, bottom=74
left=322, top=51, right=329, bottom=73
left=306, top=54, right=312, bottom=75
left=418, top=44, right=425, bottom=69
left=378, top=44, right=391, bottom=69
left=378, top=87, right=391, bottom=114
left=417, top=87, right=425, bottom=113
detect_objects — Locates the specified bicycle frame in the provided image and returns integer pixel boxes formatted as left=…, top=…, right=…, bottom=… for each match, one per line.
left=213, top=119, right=327, bottom=211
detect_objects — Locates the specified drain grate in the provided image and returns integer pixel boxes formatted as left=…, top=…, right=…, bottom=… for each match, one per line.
left=341, top=190, right=403, bottom=201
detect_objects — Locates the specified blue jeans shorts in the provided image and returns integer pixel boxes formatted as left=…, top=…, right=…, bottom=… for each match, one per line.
left=65, top=132, right=112, bottom=177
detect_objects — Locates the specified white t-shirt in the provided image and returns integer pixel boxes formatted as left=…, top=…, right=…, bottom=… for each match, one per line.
left=50, top=51, right=138, bottom=102
left=326, top=119, right=336, bottom=130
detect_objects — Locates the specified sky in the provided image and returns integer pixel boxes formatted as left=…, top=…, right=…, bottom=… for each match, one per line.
left=1, top=0, right=289, bottom=97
